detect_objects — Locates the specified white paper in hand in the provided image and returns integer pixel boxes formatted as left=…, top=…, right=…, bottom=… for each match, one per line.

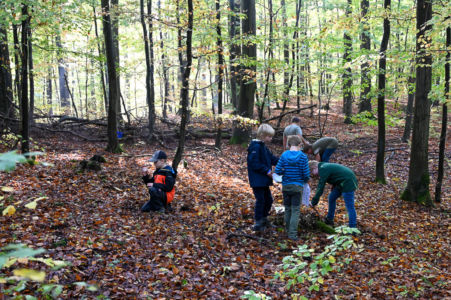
left=302, top=183, right=311, bottom=206
left=272, top=173, right=283, bottom=183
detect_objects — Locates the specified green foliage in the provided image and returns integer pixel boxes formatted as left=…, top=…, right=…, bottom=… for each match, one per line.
left=274, top=226, right=360, bottom=294
left=0, top=151, right=28, bottom=172
left=241, top=290, right=272, bottom=300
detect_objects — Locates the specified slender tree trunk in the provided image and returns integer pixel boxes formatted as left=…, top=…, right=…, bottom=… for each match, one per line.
left=64, top=73, right=79, bottom=118
left=20, top=4, right=31, bottom=153
left=158, top=0, right=169, bottom=119
left=402, top=72, right=415, bottom=142
left=359, top=0, right=371, bottom=112
left=375, top=0, right=390, bottom=183
left=28, top=27, right=34, bottom=124
left=13, top=24, right=21, bottom=106
left=228, top=0, right=240, bottom=111
left=172, top=0, right=193, bottom=171
left=111, top=0, right=122, bottom=121
left=342, top=0, right=353, bottom=123
left=215, top=0, right=224, bottom=149
left=140, top=0, right=156, bottom=138
left=434, top=25, right=449, bottom=203
left=401, top=0, right=433, bottom=206
left=56, top=34, right=70, bottom=112
left=101, top=0, right=120, bottom=153
left=0, top=22, right=14, bottom=120
left=93, top=5, right=108, bottom=116
left=231, top=0, right=256, bottom=144
left=47, top=66, right=53, bottom=115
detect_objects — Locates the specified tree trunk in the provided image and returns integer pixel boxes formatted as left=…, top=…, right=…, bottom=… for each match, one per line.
left=375, top=0, right=390, bottom=184
left=342, top=0, right=353, bottom=123
left=20, top=4, right=31, bottom=153
left=0, top=22, right=14, bottom=120
left=215, top=0, right=224, bottom=149
left=158, top=0, right=169, bottom=119
left=56, top=34, right=70, bottom=111
left=228, top=0, right=240, bottom=111
left=111, top=0, right=122, bottom=121
left=28, top=27, right=35, bottom=124
left=140, top=0, right=156, bottom=138
left=402, top=72, right=415, bottom=142
left=401, top=0, right=432, bottom=206
left=47, top=66, right=53, bottom=115
left=101, top=0, right=120, bottom=153
left=359, top=0, right=371, bottom=112
left=172, top=0, right=193, bottom=171
left=93, top=5, right=108, bottom=116
left=13, top=24, right=21, bottom=106
left=231, top=0, right=256, bottom=145
left=434, top=25, right=449, bottom=203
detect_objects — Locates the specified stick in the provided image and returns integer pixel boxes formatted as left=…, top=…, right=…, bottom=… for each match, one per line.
left=262, top=105, right=317, bottom=123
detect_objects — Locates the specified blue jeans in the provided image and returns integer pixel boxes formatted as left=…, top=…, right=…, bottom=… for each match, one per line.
left=326, top=187, right=357, bottom=227
left=252, top=187, right=273, bottom=221
left=321, top=148, right=336, bottom=162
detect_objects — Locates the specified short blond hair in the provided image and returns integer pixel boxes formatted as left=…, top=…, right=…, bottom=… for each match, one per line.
left=257, top=124, right=275, bottom=139
left=287, top=135, right=302, bottom=147
left=309, top=160, right=319, bottom=171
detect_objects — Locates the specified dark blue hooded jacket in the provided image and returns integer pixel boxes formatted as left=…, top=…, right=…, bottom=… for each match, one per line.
left=247, top=140, right=279, bottom=188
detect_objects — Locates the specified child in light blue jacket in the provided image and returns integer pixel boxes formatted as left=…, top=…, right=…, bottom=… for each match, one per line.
left=275, top=135, right=310, bottom=240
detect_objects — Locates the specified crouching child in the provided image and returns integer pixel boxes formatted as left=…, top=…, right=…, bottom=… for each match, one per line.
left=141, top=150, right=177, bottom=213
left=274, top=135, right=310, bottom=240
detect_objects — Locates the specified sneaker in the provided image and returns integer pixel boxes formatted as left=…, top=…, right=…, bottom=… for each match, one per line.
left=288, top=236, right=299, bottom=241
left=324, top=217, right=334, bottom=227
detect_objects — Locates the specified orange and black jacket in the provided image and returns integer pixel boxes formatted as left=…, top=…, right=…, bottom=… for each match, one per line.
left=142, top=165, right=177, bottom=203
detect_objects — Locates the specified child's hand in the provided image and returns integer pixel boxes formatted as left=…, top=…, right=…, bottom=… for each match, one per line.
left=142, top=167, right=148, bottom=176
left=147, top=183, right=153, bottom=187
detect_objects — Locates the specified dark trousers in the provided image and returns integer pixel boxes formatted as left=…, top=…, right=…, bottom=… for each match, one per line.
left=252, top=186, right=273, bottom=221
left=141, top=187, right=166, bottom=212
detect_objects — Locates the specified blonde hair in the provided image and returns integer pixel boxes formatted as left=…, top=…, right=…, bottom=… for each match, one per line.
left=309, top=160, right=319, bottom=170
left=287, top=135, right=302, bottom=147
left=257, top=124, right=275, bottom=139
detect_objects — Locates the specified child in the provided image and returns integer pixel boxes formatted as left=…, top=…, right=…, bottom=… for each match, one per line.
left=141, top=150, right=177, bottom=213
left=309, top=161, right=358, bottom=227
left=274, top=135, right=310, bottom=240
left=304, top=137, right=338, bottom=162
left=283, top=116, right=310, bottom=150
left=247, top=124, right=279, bottom=231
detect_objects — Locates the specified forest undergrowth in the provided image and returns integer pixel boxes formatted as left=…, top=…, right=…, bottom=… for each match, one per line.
left=0, top=103, right=450, bottom=299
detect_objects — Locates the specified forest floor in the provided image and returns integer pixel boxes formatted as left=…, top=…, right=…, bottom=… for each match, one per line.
left=0, top=101, right=450, bottom=299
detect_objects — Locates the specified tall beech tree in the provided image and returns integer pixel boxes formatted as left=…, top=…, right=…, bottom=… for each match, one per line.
left=231, top=0, right=256, bottom=144
left=342, top=0, right=352, bottom=123
left=172, top=0, right=193, bottom=171
left=434, top=25, right=449, bottom=203
left=101, top=0, right=120, bottom=153
left=140, top=0, right=156, bottom=138
left=401, top=0, right=432, bottom=205
left=359, top=0, right=371, bottom=112
left=375, top=0, right=391, bottom=184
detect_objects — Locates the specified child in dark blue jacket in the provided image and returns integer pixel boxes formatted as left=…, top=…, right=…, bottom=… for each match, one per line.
left=247, top=124, right=279, bottom=232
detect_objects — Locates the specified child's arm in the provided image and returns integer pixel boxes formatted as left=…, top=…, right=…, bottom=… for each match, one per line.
left=274, top=156, right=285, bottom=175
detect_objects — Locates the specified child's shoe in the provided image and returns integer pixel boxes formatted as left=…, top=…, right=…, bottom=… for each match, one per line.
left=253, top=220, right=265, bottom=232
left=263, top=217, right=276, bottom=228
left=324, top=217, right=334, bottom=227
